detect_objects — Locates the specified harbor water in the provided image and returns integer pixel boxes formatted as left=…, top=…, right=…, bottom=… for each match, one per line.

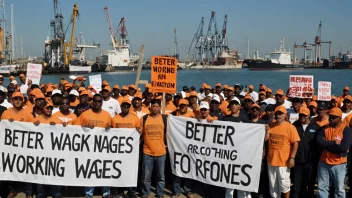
left=6, top=69, right=352, bottom=96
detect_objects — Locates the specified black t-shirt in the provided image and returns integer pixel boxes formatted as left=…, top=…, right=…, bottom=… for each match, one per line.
left=0, top=105, right=7, bottom=117
left=223, top=114, right=244, bottom=123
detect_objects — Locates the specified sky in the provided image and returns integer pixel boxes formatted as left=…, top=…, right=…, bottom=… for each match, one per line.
left=5, top=0, right=352, bottom=60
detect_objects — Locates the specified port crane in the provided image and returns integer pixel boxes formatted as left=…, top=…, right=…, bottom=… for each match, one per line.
left=104, top=6, right=118, bottom=50
left=293, top=21, right=331, bottom=66
left=187, top=11, right=229, bottom=65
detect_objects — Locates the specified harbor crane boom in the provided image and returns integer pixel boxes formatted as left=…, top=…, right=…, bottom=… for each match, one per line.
left=104, top=6, right=117, bottom=49
left=64, top=3, right=78, bottom=65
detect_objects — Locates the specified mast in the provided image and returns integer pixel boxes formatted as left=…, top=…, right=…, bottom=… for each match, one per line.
left=247, top=38, right=249, bottom=59
left=10, top=3, right=13, bottom=62
left=20, top=34, right=22, bottom=59
left=1, top=0, right=5, bottom=61
left=174, top=28, right=178, bottom=59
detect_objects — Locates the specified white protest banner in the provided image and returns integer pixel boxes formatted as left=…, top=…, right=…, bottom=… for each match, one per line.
left=288, top=75, right=314, bottom=98
left=318, top=81, right=331, bottom=101
left=167, top=116, right=265, bottom=192
left=0, top=121, right=139, bottom=187
left=89, top=74, right=102, bottom=92
left=26, top=63, right=42, bottom=85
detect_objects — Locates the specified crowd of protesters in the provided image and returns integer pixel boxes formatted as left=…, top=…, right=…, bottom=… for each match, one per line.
left=0, top=73, right=352, bottom=198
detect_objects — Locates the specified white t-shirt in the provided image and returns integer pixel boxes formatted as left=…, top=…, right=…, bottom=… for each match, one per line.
left=302, top=124, right=308, bottom=131
left=342, top=110, right=352, bottom=121
left=250, top=91, right=259, bottom=102
left=20, top=84, right=29, bottom=97
left=289, top=113, right=299, bottom=124
left=0, top=100, right=12, bottom=109
left=280, top=100, right=292, bottom=109
left=0, top=85, right=7, bottom=92
left=52, top=107, right=60, bottom=114
left=102, top=97, right=121, bottom=118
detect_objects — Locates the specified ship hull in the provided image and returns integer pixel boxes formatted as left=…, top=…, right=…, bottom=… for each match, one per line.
left=247, top=60, right=304, bottom=70
left=333, top=62, right=352, bottom=69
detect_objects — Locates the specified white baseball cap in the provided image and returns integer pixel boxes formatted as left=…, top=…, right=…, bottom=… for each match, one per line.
left=11, top=80, right=17, bottom=85
left=232, top=96, right=241, bottom=105
left=52, top=89, right=62, bottom=96
left=211, top=94, right=221, bottom=103
left=207, top=93, right=213, bottom=98
left=239, top=91, right=246, bottom=97
left=199, top=101, right=210, bottom=110
left=69, top=89, right=79, bottom=96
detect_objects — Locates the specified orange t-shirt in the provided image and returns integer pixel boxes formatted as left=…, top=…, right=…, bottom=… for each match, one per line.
left=313, top=117, right=329, bottom=127
left=74, top=109, right=112, bottom=128
left=177, top=109, right=195, bottom=118
left=70, top=99, right=80, bottom=107
left=268, top=121, right=300, bottom=167
left=33, top=114, right=57, bottom=124
left=140, top=114, right=166, bottom=156
left=320, top=124, right=347, bottom=165
left=112, top=113, right=140, bottom=128
left=1, top=108, right=35, bottom=122
left=165, top=102, right=177, bottom=115
left=220, top=100, right=230, bottom=115
left=343, top=113, right=352, bottom=127
left=52, top=111, right=78, bottom=125
left=25, top=101, right=34, bottom=109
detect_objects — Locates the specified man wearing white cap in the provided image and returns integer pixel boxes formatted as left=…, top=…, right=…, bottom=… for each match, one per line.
left=209, top=94, right=223, bottom=120
left=51, top=89, right=63, bottom=114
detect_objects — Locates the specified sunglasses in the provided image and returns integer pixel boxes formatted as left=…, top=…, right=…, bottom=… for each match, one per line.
left=200, top=108, right=208, bottom=111
left=0, top=78, right=4, bottom=81
left=46, top=107, right=54, bottom=111
left=13, top=97, right=22, bottom=101
left=121, top=105, right=130, bottom=108
left=329, top=115, right=339, bottom=120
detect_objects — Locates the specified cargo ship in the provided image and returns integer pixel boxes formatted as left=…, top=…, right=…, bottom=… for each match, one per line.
left=333, top=53, right=352, bottom=69
left=247, top=39, right=304, bottom=70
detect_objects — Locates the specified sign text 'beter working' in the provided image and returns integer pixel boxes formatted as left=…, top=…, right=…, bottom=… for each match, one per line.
left=151, top=56, right=177, bottom=93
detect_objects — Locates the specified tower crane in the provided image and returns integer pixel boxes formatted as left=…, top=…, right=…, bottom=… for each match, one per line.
left=187, top=17, right=204, bottom=61
left=314, top=21, right=331, bottom=64
left=64, top=3, right=79, bottom=65
left=104, top=6, right=117, bottom=49
left=117, top=17, right=127, bottom=47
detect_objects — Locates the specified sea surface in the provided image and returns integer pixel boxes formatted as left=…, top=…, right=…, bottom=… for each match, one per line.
left=8, top=69, right=352, bottom=96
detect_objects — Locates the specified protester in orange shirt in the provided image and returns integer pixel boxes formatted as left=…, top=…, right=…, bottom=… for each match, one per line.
left=139, top=99, right=167, bottom=198
left=188, top=91, right=200, bottom=117
left=1, top=92, right=34, bottom=122
left=130, top=92, right=149, bottom=119
left=267, top=106, right=300, bottom=198
left=311, top=102, right=329, bottom=127
left=74, top=90, right=91, bottom=117
left=74, top=94, right=112, bottom=130
left=317, top=107, right=352, bottom=197
left=220, top=87, right=235, bottom=115
left=74, top=94, right=111, bottom=198
left=52, top=97, right=77, bottom=126
left=112, top=84, right=120, bottom=100
left=142, top=91, right=152, bottom=109
left=172, top=98, right=195, bottom=118
left=117, top=86, right=130, bottom=105
left=69, top=89, right=80, bottom=108
left=112, top=99, right=140, bottom=129
left=336, top=86, right=350, bottom=107
left=33, top=101, right=56, bottom=125
left=164, top=93, right=176, bottom=115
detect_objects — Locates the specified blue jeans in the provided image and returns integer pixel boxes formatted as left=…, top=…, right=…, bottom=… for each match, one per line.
left=24, top=183, right=33, bottom=196
left=37, top=184, right=61, bottom=198
left=142, top=154, right=166, bottom=196
left=173, top=176, right=192, bottom=195
left=85, top=186, right=110, bottom=197
left=318, top=161, right=346, bottom=198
